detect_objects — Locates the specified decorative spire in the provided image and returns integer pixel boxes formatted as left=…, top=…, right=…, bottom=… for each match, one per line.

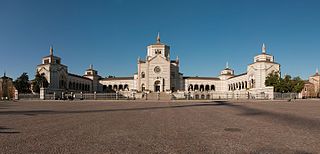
left=316, top=68, right=319, bottom=74
left=262, top=43, right=266, bottom=53
left=226, top=62, right=229, bottom=69
left=3, top=71, right=6, bottom=77
left=50, top=45, right=53, bottom=56
left=90, top=64, right=93, bottom=70
left=156, top=32, right=160, bottom=43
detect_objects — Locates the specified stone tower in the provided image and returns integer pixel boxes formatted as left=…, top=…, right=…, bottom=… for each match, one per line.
left=36, top=46, right=68, bottom=90
left=247, top=44, right=280, bottom=89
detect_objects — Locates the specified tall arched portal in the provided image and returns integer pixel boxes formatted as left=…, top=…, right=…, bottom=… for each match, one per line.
left=154, top=80, right=161, bottom=92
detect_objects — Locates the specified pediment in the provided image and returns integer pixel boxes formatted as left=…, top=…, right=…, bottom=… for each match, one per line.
left=148, top=55, right=168, bottom=63
left=37, top=66, right=49, bottom=73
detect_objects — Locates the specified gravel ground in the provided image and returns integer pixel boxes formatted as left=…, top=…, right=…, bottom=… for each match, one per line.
left=0, top=99, right=320, bottom=154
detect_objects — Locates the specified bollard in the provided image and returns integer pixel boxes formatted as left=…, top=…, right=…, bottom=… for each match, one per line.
left=14, top=90, right=19, bottom=100
left=62, top=92, right=64, bottom=100
left=94, top=91, right=97, bottom=100
left=116, top=91, right=118, bottom=100
left=132, top=92, right=136, bottom=100
left=145, top=93, right=148, bottom=100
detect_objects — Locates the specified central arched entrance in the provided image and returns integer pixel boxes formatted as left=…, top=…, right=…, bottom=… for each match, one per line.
left=154, top=80, right=161, bottom=92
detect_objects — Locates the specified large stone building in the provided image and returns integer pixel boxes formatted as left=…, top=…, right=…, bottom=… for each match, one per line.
left=36, top=34, right=280, bottom=99
left=0, top=73, right=16, bottom=100
left=36, top=47, right=101, bottom=95
left=301, top=69, right=320, bottom=98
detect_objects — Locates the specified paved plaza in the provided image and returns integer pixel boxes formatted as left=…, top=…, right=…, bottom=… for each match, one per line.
left=1, top=100, right=320, bottom=153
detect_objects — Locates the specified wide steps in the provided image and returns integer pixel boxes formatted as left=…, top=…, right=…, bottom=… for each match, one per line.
left=146, top=92, right=171, bottom=100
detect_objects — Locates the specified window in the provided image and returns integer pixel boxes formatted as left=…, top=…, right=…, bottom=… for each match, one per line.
left=141, top=72, right=145, bottom=78
left=44, top=59, right=49, bottom=64
left=155, top=49, right=161, bottom=54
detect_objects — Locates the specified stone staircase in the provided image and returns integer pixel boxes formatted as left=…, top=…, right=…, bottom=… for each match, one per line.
left=146, top=92, right=171, bottom=100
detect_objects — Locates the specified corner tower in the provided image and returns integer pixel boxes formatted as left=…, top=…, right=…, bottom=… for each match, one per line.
left=247, top=44, right=280, bottom=89
left=83, top=64, right=101, bottom=92
left=219, top=62, right=234, bottom=80
left=36, top=46, right=68, bottom=90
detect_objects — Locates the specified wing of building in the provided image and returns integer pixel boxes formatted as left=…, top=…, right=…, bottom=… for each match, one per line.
left=36, top=35, right=280, bottom=99
left=301, top=69, right=320, bottom=98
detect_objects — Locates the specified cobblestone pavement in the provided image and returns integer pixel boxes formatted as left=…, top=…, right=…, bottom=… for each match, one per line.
left=0, top=99, right=320, bottom=154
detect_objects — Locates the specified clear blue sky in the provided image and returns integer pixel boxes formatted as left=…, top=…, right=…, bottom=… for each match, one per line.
left=1, top=0, right=319, bottom=80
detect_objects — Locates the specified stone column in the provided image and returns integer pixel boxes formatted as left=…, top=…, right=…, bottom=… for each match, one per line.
left=40, top=88, right=46, bottom=100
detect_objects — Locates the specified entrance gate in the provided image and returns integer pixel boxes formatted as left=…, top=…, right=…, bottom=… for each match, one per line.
left=154, top=81, right=161, bottom=92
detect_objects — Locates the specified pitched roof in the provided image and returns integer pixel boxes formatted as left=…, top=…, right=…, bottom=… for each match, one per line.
left=183, top=76, right=220, bottom=80
left=101, top=77, right=134, bottom=80
left=229, top=72, right=247, bottom=79
left=68, top=73, right=92, bottom=81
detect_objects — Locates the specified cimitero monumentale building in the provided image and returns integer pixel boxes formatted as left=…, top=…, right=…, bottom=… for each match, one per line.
left=36, top=34, right=280, bottom=99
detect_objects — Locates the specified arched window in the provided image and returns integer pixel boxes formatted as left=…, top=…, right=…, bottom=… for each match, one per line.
left=195, top=94, right=199, bottom=99
left=206, top=94, right=210, bottom=99
left=124, top=84, right=129, bottom=90
left=200, top=85, right=204, bottom=92
left=201, top=94, right=205, bottom=99
left=188, top=84, right=194, bottom=91
left=119, top=84, right=123, bottom=91
left=113, top=85, right=118, bottom=90
left=141, top=72, right=145, bottom=78
left=141, top=84, right=145, bottom=91
left=211, top=85, right=215, bottom=91
left=205, top=85, right=210, bottom=91
left=194, top=84, right=199, bottom=91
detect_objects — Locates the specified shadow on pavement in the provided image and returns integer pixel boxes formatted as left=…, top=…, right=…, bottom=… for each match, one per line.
left=0, top=126, right=20, bottom=134
left=0, top=101, right=233, bottom=116
left=228, top=103, right=320, bottom=132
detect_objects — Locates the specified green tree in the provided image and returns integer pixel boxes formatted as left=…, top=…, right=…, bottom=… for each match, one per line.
left=265, top=71, right=282, bottom=92
left=291, top=77, right=305, bottom=93
left=265, top=72, right=305, bottom=93
left=14, top=72, right=31, bottom=93
left=32, top=72, right=49, bottom=93
left=282, top=75, right=292, bottom=93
